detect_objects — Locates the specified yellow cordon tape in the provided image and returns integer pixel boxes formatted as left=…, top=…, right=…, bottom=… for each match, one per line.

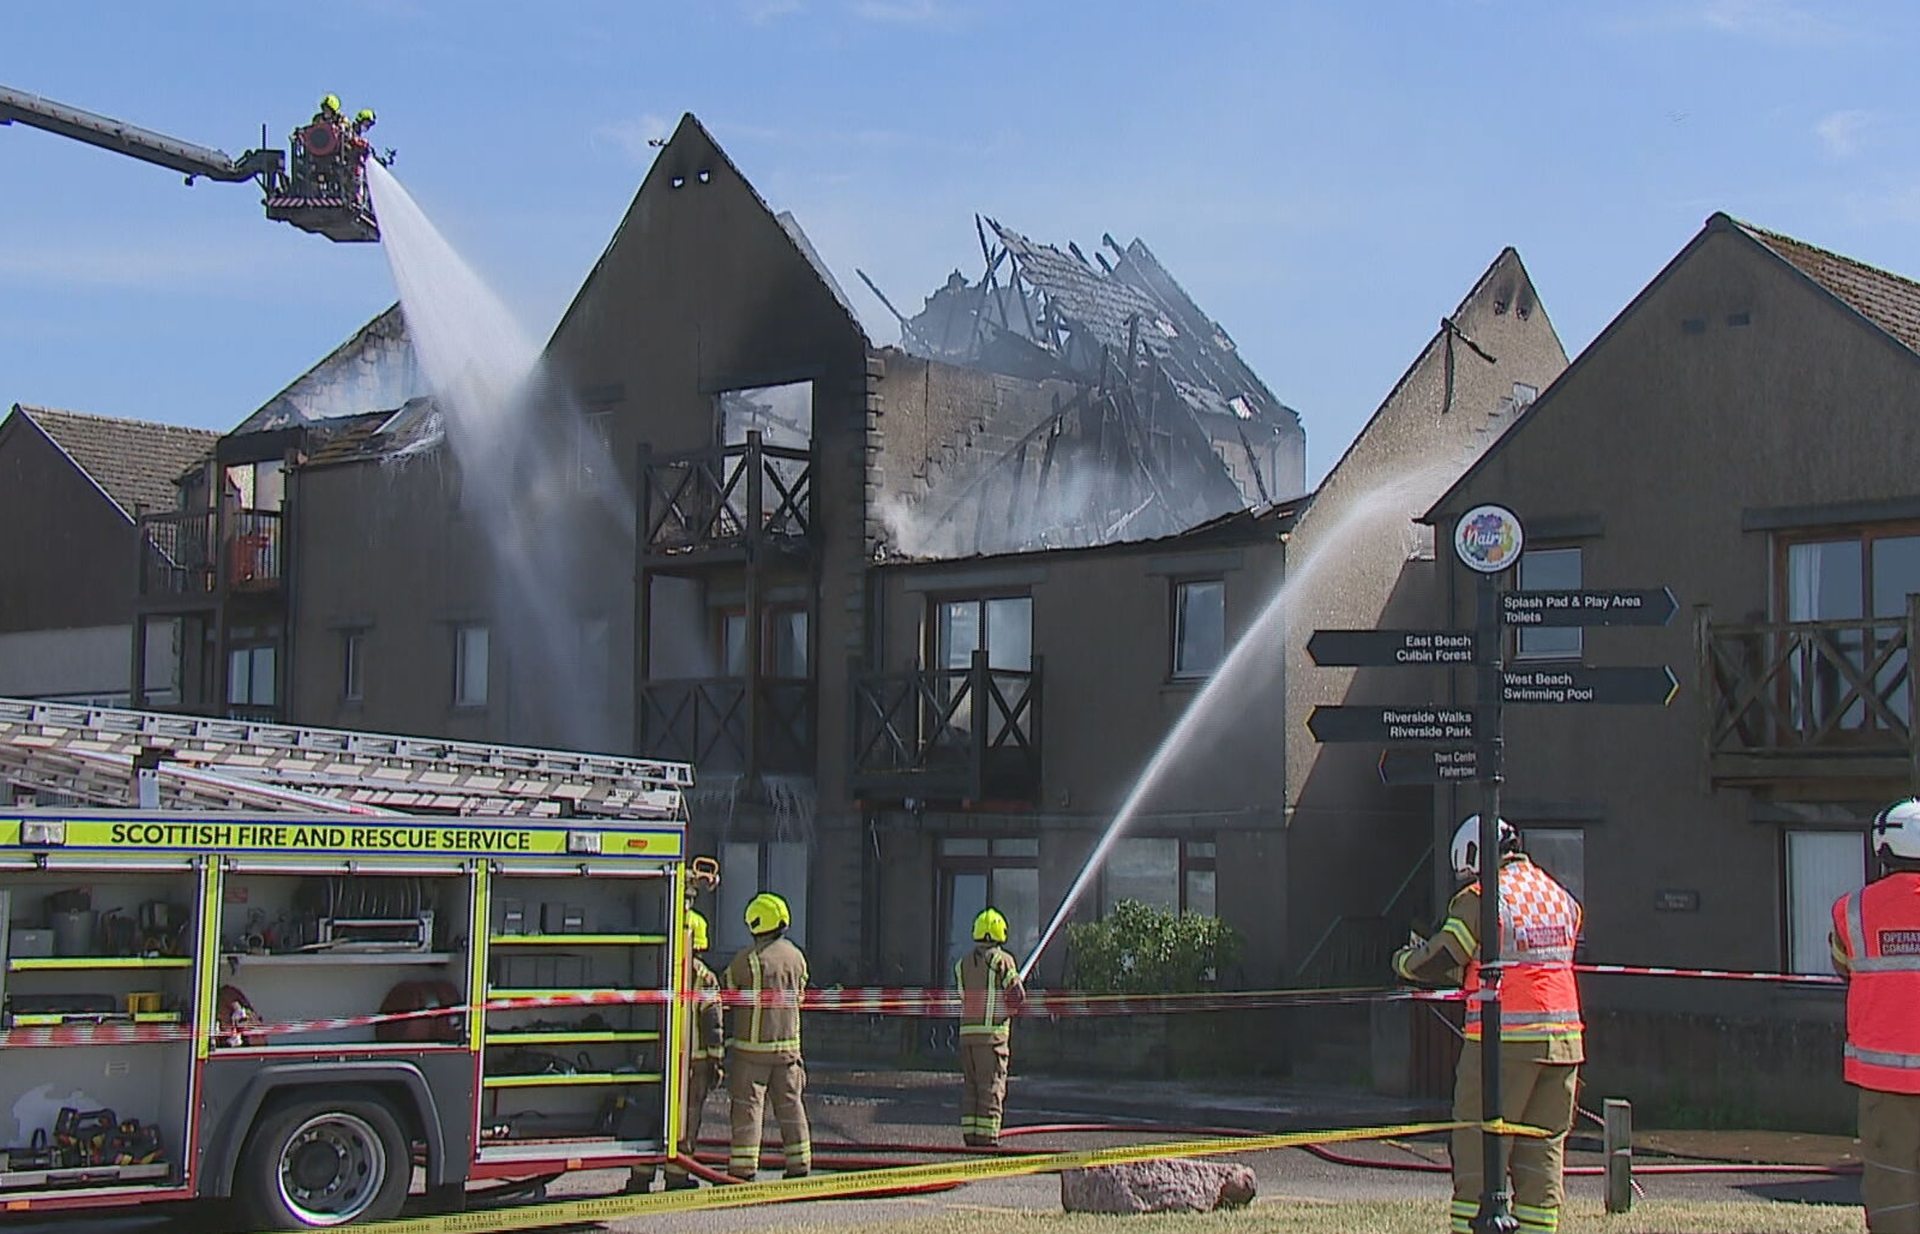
left=346, top=1119, right=1546, bottom=1234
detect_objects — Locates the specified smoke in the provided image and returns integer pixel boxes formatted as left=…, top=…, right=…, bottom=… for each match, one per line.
left=877, top=462, right=1201, bottom=560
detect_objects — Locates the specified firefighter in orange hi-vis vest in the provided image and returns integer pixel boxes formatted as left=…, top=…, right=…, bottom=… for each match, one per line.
left=1392, top=816, right=1584, bottom=1234
left=1832, top=799, right=1920, bottom=1234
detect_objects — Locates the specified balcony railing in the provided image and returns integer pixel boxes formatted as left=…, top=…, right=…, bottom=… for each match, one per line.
left=641, top=432, right=812, bottom=561
left=137, top=508, right=283, bottom=597
left=637, top=676, right=813, bottom=776
left=1699, top=608, right=1920, bottom=785
left=849, top=650, right=1042, bottom=803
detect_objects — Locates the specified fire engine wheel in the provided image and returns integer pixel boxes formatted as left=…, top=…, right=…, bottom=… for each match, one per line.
left=239, top=1095, right=410, bottom=1228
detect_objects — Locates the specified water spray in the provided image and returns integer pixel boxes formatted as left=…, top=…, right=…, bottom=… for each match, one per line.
left=1018, top=460, right=1462, bottom=982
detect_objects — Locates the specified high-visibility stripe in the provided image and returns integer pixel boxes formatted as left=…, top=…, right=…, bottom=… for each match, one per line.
left=1847, top=1043, right=1920, bottom=1069
left=749, top=951, right=764, bottom=1047
left=730, top=1038, right=802, bottom=1053
left=1442, top=917, right=1476, bottom=954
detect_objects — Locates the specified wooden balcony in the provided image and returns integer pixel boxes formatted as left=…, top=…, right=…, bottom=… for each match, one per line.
left=640, top=432, right=812, bottom=566
left=136, top=508, right=283, bottom=601
left=849, top=651, right=1043, bottom=805
left=1699, top=608, right=1920, bottom=793
left=637, top=676, right=813, bottom=777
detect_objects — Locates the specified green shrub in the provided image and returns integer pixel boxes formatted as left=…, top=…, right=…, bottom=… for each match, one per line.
left=1063, top=900, right=1243, bottom=995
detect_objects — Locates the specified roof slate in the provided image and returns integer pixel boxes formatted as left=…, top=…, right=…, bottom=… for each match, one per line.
left=1738, top=219, right=1920, bottom=353
left=13, top=405, right=218, bottom=518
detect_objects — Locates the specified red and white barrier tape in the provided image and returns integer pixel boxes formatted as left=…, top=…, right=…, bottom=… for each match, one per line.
left=0, top=961, right=1842, bottom=1049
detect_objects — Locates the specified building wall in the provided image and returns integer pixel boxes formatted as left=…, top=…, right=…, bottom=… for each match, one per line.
left=1282, top=249, right=1569, bottom=974
left=866, top=529, right=1290, bottom=985
left=0, top=417, right=134, bottom=636
left=0, top=626, right=150, bottom=701
left=1428, top=221, right=1920, bottom=979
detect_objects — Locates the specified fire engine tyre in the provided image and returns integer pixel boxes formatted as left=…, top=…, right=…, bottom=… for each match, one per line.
left=237, top=1094, right=410, bottom=1228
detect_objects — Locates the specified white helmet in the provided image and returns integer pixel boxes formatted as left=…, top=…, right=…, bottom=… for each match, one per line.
left=1451, top=814, right=1517, bottom=880
left=1873, top=799, right=1920, bottom=861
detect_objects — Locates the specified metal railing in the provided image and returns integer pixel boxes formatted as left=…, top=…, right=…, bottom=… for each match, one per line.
left=849, top=650, right=1042, bottom=802
left=137, top=508, right=283, bottom=596
left=641, top=432, right=812, bottom=558
left=1699, top=608, right=1919, bottom=778
left=637, top=676, right=813, bottom=776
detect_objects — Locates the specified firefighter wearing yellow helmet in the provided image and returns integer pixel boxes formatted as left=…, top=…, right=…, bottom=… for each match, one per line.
left=955, top=906, right=1026, bottom=1147
left=722, top=892, right=810, bottom=1179
left=631, top=908, right=724, bottom=1193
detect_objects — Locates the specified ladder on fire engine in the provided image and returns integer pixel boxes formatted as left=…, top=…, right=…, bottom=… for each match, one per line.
left=0, top=697, right=692, bottom=820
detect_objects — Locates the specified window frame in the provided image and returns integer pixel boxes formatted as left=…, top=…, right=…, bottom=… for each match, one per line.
left=925, top=592, right=1034, bottom=673
left=226, top=642, right=277, bottom=708
left=1781, top=827, right=1867, bottom=975
left=1774, top=520, right=1920, bottom=622
left=1170, top=577, right=1227, bottom=681
left=453, top=623, right=490, bottom=709
left=1099, top=836, right=1218, bottom=917
left=934, top=836, right=1040, bottom=976
left=1514, top=545, right=1583, bottom=662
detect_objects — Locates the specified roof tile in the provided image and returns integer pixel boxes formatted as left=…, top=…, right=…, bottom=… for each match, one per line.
left=1738, top=220, right=1920, bottom=353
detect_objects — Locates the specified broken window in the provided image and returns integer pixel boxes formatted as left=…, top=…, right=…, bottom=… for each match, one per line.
left=717, top=381, right=812, bottom=450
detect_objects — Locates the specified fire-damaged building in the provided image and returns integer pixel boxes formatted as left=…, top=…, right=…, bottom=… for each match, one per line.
left=99, top=114, right=1563, bottom=1023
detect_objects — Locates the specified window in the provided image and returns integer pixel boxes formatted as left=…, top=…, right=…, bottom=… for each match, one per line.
left=1517, top=546, right=1582, bottom=660
left=1172, top=579, right=1226, bottom=679
left=1523, top=827, right=1585, bottom=905
left=717, top=840, right=809, bottom=955
left=1783, top=529, right=1920, bottom=731
left=454, top=624, right=489, bottom=707
left=937, top=837, right=1040, bottom=974
left=717, top=381, right=813, bottom=450
left=577, top=411, right=614, bottom=489
left=1102, top=837, right=1217, bottom=916
left=1786, top=829, right=1865, bottom=974
left=342, top=630, right=365, bottom=702
left=769, top=608, right=808, bottom=678
left=933, top=595, right=1033, bottom=738
left=227, top=644, right=276, bottom=707
left=720, top=610, right=749, bottom=677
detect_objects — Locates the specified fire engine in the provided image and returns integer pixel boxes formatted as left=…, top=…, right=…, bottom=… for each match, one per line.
left=0, top=698, right=700, bottom=1228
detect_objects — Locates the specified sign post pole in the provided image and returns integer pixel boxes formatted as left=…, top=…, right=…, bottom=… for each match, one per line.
left=1452, top=503, right=1523, bottom=1234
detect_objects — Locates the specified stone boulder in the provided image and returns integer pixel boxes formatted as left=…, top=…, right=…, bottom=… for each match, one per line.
left=1059, top=1159, right=1257, bottom=1214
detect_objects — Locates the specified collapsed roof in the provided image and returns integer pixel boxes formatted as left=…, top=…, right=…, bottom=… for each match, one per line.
left=231, top=305, right=428, bottom=435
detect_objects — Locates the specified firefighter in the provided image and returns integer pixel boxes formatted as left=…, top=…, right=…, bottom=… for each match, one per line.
left=1831, top=799, right=1920, bottom=1233
left=722, top=892, right=810, bottom=1179
left=956, top=907, right=1025, bottom=1147
left=630, top=909, right=723, bottom=1193
left=313, top=94, right=343, bottom=128
left=1391, top=816, right=1583, bottom=1234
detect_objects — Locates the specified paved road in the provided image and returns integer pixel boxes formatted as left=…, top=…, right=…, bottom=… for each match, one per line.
left=7, top=1068, right=1860, bottom=1232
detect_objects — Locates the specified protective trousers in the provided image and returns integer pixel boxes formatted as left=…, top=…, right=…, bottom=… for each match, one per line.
left=1863, top=1088, right=1920, bottom=1233
left=661, top=1061, right=717, bottom=1182
left=960, top=1040, right=1009, bottom=1143
left=728, top=1053, right=810, bottom=1178
left=1449, top=1047, right=1578, bottom=1234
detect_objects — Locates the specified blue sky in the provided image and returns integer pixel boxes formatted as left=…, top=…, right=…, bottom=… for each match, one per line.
left=5, top=0, right=1919, bottom=483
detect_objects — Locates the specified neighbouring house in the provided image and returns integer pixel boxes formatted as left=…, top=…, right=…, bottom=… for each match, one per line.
left=1424, top=211, right=1920, bottom=1127
left=0, top=404, right=216, bottom=706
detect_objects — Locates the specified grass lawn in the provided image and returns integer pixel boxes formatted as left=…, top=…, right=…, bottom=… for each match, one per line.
left=759, top=1199, right=1863, bottom=1234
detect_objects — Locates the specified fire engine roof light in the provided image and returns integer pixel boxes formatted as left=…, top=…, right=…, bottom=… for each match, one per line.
left=21, top=820, right=66, bottom=846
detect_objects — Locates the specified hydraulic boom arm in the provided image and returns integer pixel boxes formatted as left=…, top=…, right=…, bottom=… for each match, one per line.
left=0, top=83, right=283, bottom=186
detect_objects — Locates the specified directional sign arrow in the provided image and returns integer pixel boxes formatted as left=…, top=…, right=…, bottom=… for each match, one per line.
left=1501, top=587, right=1678, bottom=628
left=1379, top=747, right=1482, bottom=785
left=1307, top=705, right=1486, bottom=744
left=1306, top=629, right=1481, bottom=668
left=1500, top=665, right=1680, bottom=706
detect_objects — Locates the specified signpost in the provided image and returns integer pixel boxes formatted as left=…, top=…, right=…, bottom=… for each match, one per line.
left=1304, top=500, right=1681, bottom=1234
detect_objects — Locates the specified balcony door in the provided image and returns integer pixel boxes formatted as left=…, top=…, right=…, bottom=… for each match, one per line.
left=932, top=596, right=1032, bottom=740
left=1783, top=530, right=1920, bottom=735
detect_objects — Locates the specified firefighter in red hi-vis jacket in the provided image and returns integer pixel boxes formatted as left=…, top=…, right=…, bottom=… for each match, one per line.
left=1392, top=816, right=1584, bottom=1234
left=1832, top=799, right=1920, bottom=1233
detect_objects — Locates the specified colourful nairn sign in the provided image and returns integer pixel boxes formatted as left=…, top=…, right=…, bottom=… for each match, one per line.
left=1453, top=504, right=1524, bottom=574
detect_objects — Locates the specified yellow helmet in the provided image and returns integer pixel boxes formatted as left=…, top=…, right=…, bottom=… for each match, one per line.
left=744, top=892, right=791, bottom=936
left=973, top=907, right=1009, bottom=944
left=355, top=108, right=376, bottom=125
left=686, top=909, right=710, bottom=952
left=321, top=94, right=341, bottom=114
